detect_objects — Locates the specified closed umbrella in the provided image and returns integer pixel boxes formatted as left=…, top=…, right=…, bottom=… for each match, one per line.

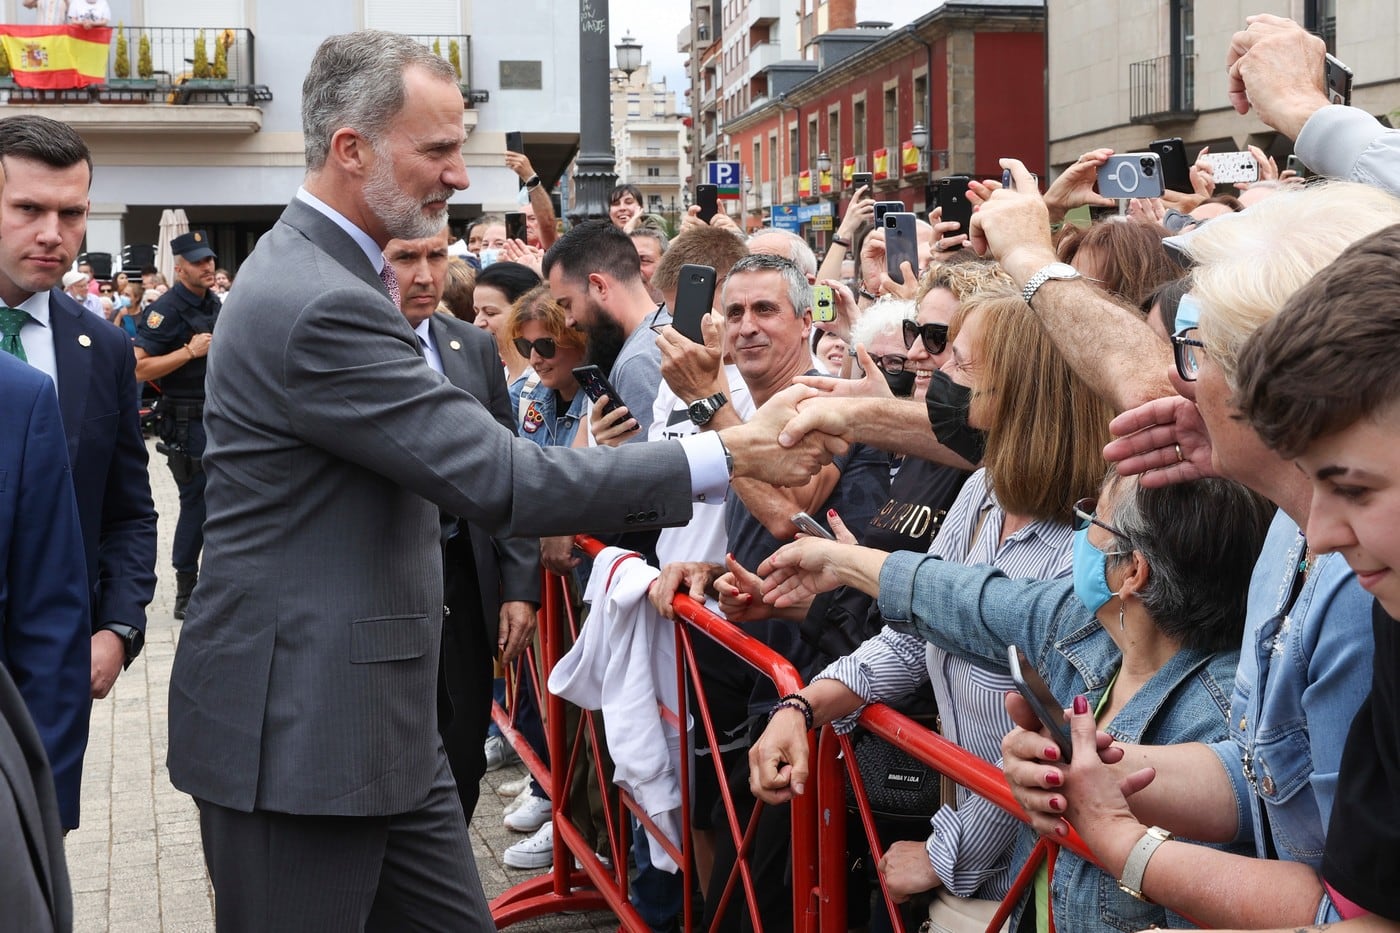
left=154, top=208, right=190, bottom=284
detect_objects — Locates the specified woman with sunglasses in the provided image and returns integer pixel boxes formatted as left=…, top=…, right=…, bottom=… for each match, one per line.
left=505, top=284, right=589, bottom=450
left=752, top=469, right=1272, bottom=933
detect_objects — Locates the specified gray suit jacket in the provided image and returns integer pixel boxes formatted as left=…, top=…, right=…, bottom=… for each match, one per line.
left=167, top=198, right=692, bottom=816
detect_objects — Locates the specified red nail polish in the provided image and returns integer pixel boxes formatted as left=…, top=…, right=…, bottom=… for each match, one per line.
left=1045, top=770, right=1062, bottom=787
left=1055, top=819, right=1069, bottom=837
left=1049, top=796, right=1064, bottom=812
left=827, top=509, right=837, bottom=518
left=1073, top=695, right=1089, bottom=715
left=1043, top=745, right=1060, bottom=762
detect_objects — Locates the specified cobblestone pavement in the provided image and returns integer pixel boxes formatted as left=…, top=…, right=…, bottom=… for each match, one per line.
left=63, top=439, right=617, bottom=932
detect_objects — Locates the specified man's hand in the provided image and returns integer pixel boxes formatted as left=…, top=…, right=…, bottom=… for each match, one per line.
left=748, top=705, right=811, bottom=803
left=877, top=841, right=942, bottom=903
left=501, top=239, right=544, bottom=276
left=91, top=630, right=125, bottom=699
left=1189, top=145, right=1217, bottom=199
left=540, top=535, right=580, bottom=575
left=188, top=332, right=212, bottom=359
left=1226, top=14, right=1331, bottom=140
left=721, top=384, right=849, bottom=487
left=857, top=227, right=886, bottom=298
left=927, top=206, right=970, bottom=259
left=796, top=346, right=892, bottom=401
left=1103, top=394, right=1218, bottom=488
left=967, top=159, right=1058, bottom=281
left=837, top=185, right=875, bottom=240
left=649, top=561, right=723, bottom=621
left=589, top=396, right=639, bottom=447
left=656, top=316, right=725, bottom=404
left=504, top=149, right=536, bottom=182
left=1043, top=148, right=1116, bottom=224
left=497, top=601, right=537, bottom=663
left=1127, top=197, right=1167, bottom=227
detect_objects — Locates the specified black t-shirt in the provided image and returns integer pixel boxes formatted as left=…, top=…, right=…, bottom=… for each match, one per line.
left=1322, top=599, right=1400, bottom=919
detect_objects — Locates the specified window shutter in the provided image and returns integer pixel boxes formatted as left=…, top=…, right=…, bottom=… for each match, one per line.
left=364, top=0, right=460, bottom=34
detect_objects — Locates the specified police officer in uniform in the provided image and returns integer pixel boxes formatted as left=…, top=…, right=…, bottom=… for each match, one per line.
left=133, top=230, right=221, bottom=618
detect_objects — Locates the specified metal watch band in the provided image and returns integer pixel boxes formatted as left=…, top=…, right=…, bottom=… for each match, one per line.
left=1020, top=263, right=1080, bottom=306
left=1117, top=825, right=1171, bottom=903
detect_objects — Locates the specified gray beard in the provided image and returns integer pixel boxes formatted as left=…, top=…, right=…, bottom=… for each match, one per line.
left=364, top=156, right=451, bottom=241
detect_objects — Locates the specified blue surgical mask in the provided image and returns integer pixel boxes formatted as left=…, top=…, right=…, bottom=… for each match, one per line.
left=1072, top=527, right=1116, bottom=615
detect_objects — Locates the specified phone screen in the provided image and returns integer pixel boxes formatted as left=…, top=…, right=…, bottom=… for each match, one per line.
left=505, top=212, right=527, bottom=243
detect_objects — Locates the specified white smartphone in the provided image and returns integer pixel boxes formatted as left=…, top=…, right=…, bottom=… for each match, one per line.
left=1201, top=151, right=1260, bottom=186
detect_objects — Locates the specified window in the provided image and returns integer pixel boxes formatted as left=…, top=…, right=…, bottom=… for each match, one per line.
left=789, top=124, right=800, bottom=176
left=807, top=116, right=819, bottom=169
left=646, top=167, right=662, bottom=177
left=753, top=140, right=762, bottom=184
left=768, top=132, right=779, bottom=194
left=913, top=75, right=928, bottom=136
left=883, top=85, right=898, bottom=153
left=364, top=0, right=456, bottom=32
left=1304, top=0, right=1337, bottom=53
left=1170, top=0, right=1195, bottom=112
left=852, top=98, right=866, bottom=161
left=827, top=106, right=840, bottom=168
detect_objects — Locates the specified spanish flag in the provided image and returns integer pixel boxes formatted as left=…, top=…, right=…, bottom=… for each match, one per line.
left=872, top=148, right=890, bottom=181
left=798, top=170, right=811, bottom=198
left=841, top=157, right=857, bottom=186
left=901, top=141, right=920, bottom=175
left=818, top=168, right=833, bottom=194
left=0, top=25, right=112, bottom=89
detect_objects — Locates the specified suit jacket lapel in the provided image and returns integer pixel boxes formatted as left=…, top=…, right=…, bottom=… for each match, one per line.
left=430, top=317, right=473, bottom=391
left=279, top=198, right=389, bottom=298
left=47, top=289, right=92, bottom=467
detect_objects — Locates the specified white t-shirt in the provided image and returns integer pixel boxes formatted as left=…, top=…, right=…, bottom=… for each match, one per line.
left=67, top=0, right=109, bottom=25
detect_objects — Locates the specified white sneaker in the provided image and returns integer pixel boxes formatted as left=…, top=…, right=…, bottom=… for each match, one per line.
left=503, top=820, right=554, bottom=869
left=503, top=792, right=552, bottom=833
left=497, top=774, right=531, bottom=798
left=503, top=785, right=534, bottom=816
left=484, top=735, right=519, bottom=772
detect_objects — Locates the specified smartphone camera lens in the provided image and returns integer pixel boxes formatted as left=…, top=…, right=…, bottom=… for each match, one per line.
left=1141, top=157, right=1155, bottom=175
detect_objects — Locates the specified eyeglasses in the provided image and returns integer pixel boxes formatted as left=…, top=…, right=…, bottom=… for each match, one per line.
left=902, top=320, right=949, bottom=356
left=1072, top=498, right=1131, bottom=546
left=513, top=336, right=557, bottom=359
left=99, top=287, right=113, bottom=294
left=867, top=352, right=909, bottom=375
left=1171, top=328, right=1207, bottom=382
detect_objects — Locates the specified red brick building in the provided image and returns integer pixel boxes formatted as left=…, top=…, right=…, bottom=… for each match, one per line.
left=721, top=1, right=1045, bottom=241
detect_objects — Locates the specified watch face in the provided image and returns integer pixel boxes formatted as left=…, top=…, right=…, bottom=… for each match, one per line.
left=688, top=401, right=711, bottom=423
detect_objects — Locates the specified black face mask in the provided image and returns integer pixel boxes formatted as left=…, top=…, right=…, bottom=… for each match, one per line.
left=924, top=370, right=987, bottom=464
left=882, top=368, right=915, bottom=398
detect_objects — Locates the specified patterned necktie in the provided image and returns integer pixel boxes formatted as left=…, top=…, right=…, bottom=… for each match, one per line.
left=0, top=306, right=29, bottom=362
left=379, top=262, right=401, bottom=309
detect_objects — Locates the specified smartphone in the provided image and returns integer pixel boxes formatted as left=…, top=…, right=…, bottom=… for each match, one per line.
left=811, top=284, right=835, bottom=323
left=1096, top=152, right=1165, bottom=200
left=1148, top=137, right=1193, bottom=193
left=852, top=171, right=874, bottom=192
left=999, top=169, right=1040, bottom=192
left=1286, top=153, right=1313, bottom=178
left=935, top=175, right=973, bottom=236
left=883, top=211, right=919, bottom=285
left=505, top=131, right=524, bottom=154
left=672, top=264, right=717, bottom=343
left=696, top=184, right=719, bottom=223
left=873, top=200, right=906, bottom=225
left=791, top=511, right=835, bottom=540
left=571, top=364, right=623, bottom=418
left=1008, top=645, right=1072, bottom=763
left=505, top=211, right=527, bottom=243
left=1201, top=151, right=1259, bottom=186
left=1325, top=53, right=1353, bottom=106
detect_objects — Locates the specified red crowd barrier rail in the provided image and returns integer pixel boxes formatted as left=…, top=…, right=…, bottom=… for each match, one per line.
left=487, top=535, right=1100, bottom=933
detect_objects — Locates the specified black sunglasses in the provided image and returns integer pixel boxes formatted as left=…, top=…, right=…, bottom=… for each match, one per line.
left=902, top=320, right=949, bottom=356
left=1071, top=498, right=1130, bottom=543
left=513, top=336, right=557, bottom=359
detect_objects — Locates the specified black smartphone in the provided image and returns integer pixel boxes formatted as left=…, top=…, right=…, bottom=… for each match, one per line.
left=791, top=511, right=835, bottom=540
left=1325, top=53, right=1353, bottom=106
left=1008, top=645, right=1072, bottom=763
left=1149, top=137, right=1193, bottom=193
left=571, top=364, right=623, bottom=418
left=852, top=171, right=874, bottom=192
left=873, top=200, right=906, bottom=225
left=696, top=184, right=719, bottom=223
left=505, top=131, right=524, bottom=154
left=883, top=211, right=919, bottom=285
left=505, top=211, right=527, bottom=242
left=935, top=175, right=973, bottom=236
left=1286, top=153, right=1313, bottom=178
left=672, top=264, right=717, bottom=343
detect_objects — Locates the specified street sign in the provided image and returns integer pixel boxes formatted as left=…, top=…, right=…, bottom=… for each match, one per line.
left=771, top=204, right=800, bottom=232
left=707, top=161, right=742, bottom=199
left=797, top=202, right=833, bottom=222
left=811, top=214, right=834, bottom=231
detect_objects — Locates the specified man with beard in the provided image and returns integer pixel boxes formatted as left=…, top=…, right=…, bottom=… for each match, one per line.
left=167, top=29, right=844, bottom=932
left=543, top=219, right=666, bottom=441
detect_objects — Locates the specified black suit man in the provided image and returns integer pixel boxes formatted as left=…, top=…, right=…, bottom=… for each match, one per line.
left=384, top=227, right=541, bottom=822
left=0, top=117, right=157, bottom=829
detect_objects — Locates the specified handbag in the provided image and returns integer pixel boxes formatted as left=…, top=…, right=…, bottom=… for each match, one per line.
left=921, top=890, right=1009, bottom=933
left=843, top=705, right=942, bottom=825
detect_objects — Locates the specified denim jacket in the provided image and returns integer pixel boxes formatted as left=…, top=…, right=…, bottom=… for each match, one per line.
left=510, top=374, right=587, bottom=449
left=879, top=551, right=1239, bottom=932
left=1207, top=511, right=1374, bottom=923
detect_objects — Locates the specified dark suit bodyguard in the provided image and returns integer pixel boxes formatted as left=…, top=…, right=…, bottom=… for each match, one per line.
left=0, top=116, right=157, bottom=828
left=134, top=229, right=222, bottom=619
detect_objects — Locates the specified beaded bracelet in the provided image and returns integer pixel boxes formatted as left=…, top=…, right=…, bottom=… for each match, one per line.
left=769, top=693, right=815, bottom=731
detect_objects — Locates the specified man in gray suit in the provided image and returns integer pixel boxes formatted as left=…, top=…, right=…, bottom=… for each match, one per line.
left=166, top=29, right=842, bottom=932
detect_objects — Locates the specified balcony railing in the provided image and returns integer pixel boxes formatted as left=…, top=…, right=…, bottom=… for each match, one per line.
left=0, top=26, right=268, bottom=105
left=1129, top=53, right=1197, bottom=124
left=406, top=34, right=476, bottom=102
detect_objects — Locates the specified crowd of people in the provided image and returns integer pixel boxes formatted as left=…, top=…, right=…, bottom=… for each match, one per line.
left=3, top=12, right=1400, bottom=933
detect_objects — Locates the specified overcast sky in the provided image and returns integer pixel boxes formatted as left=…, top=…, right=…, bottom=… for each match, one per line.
left=607, top=0, right=944, bottom=111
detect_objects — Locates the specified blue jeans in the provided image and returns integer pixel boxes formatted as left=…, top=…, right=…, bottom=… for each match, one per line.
left=630, top=814, right=683, bottom=931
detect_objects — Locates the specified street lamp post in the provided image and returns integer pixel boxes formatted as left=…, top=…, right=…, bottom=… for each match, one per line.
left=815, top=150, right=837, bottom=241
left=568, top=14, right=643, bottom=225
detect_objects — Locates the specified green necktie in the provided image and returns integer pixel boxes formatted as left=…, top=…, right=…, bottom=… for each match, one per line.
left=0, top=306, right=29, bottom=362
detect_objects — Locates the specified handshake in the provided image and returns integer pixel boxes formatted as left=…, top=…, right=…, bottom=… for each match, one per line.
left=716, top=384, right=857, bottom=488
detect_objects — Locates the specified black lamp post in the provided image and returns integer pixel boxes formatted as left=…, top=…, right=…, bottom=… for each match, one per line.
left=568, top=20, right=643, bottom=225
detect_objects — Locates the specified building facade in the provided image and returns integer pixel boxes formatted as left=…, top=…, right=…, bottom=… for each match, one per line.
left=609, top=62, right=688, bottom=218
left=0, top=0, right=582, bottom=269
left=1046, top=0, right=1397, bottom=172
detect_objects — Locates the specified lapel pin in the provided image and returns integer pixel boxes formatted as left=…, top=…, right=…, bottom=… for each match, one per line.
left=449, top=339, right=461, bottom=351
left=78, top=334, right=92, bottom=347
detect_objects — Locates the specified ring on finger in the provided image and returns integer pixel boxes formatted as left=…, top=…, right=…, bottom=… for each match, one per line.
left=1174, top=443, right=1184, bottom=463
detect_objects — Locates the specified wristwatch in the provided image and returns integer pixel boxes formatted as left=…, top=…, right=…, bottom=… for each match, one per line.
left=1117, top=825, right=1172, bottom=903
left=523, top=174, right=542, bottom=190
left=99, top=622, right=145, bottom=669
left=687, top=391, right=728, bottom=426
left=1021, top=261, right=1082, bottom=305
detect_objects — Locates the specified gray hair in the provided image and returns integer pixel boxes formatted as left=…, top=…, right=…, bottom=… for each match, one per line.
left=722, top=253, right=811, bottom=318
left=630, top=226, right=670, bottom=254
left=748, top=229, right=817, bottom=277
left=302, top=30, right=456, bottom=171
left=850, top=296, right=915, bottom=348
